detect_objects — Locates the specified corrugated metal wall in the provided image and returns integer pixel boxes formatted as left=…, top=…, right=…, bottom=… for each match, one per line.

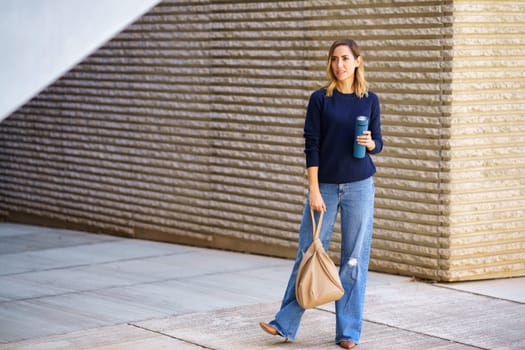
left=1, top=0, right=523, bottom=281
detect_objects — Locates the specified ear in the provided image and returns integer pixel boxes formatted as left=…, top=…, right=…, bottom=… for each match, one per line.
left=355, top=56, right=362, bottom=68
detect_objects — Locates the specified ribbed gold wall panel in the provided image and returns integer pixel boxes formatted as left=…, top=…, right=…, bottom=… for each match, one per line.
left=1, top=0, right=523, bottom=281
left=445, top=0, right=525, bottom=280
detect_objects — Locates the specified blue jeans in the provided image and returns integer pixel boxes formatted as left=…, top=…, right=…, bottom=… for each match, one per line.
left=268, top=177, right=375, bottom=344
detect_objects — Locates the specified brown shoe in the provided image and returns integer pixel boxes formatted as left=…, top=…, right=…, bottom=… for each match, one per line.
left=338, top=340, right=357, bottom=349
left=259, top=322, right=278, bottom=335
left=259, top=322, right=291, bottom=342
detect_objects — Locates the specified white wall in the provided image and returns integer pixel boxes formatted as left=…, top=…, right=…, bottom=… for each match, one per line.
left=0, top=0, right=161, bottom=121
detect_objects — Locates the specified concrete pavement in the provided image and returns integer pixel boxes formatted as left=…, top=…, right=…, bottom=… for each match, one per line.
left=0, top=222, right=524, bottom=349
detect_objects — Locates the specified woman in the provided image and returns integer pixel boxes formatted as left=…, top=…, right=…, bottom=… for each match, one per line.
left=259, top=39, right=383, bottom=349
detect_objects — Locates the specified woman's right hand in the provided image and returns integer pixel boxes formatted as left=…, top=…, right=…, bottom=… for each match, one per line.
left=307, top=166, right=326, bottom=212
left=309, top=190, right=326, bottom=212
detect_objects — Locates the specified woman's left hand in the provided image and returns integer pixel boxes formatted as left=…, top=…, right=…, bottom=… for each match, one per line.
left=357, top=130, right=376, bottom=152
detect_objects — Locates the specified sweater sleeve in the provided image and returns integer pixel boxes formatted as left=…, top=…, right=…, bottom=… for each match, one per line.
left=303, top=90, right=323, bottom=168
left=368, top=92, right=383, bottom=155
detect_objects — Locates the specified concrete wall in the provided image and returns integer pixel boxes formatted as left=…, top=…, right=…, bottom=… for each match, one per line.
left=1, top=0, right=524, bottom=281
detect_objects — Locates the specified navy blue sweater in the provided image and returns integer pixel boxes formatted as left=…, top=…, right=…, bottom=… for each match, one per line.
left=304, top=88, right=383, bottom=184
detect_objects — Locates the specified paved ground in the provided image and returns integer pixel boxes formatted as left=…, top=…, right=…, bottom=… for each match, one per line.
left=0, top=222, right=524, bottom=349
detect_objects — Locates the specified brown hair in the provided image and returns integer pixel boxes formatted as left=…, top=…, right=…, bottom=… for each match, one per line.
left=325, top=39, right=368, bottom=98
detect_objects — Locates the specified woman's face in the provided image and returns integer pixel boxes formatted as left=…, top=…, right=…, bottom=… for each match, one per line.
left=331, top=45, right=360, bottom=83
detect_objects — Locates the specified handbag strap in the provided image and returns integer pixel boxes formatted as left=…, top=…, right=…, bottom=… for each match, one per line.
left=310, top=208, right=324, bottom=240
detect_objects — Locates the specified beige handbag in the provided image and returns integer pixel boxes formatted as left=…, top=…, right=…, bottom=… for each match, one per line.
left=295, top=209, right=344, bottom=309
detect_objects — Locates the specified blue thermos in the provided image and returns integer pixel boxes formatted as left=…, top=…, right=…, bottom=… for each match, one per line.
left=353, top=116, right=369, bottom=159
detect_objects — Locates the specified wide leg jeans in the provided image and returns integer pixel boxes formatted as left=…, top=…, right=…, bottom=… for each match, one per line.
left=268, top=177, right=375, bottom=344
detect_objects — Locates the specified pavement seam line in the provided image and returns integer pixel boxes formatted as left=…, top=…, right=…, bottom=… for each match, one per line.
left=362, top=318, right=489, bottom=350
left=0, top=249, right=289, bottom=279
left=0, top=250, right=197, bottom=278
left=313, top=307, right=489, bottom=350
left=432, top=283, right=525, bottom=305
left=129, top=322, right=215, bottom=349
left=0, top=262, right=290, bottom=305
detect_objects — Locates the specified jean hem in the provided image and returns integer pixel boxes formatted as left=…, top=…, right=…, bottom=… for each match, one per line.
left=268, top=320, right=294, bottom=341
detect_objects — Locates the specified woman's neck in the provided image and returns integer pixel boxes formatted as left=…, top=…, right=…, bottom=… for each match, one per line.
left=335, top=80, right=354, bottom=94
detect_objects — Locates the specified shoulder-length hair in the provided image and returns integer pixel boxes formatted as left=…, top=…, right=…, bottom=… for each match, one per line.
left=325, top=39, right=368, bottom=98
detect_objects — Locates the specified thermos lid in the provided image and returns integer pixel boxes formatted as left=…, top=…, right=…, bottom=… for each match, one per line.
left=356, top=116, right=368, bottom=124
